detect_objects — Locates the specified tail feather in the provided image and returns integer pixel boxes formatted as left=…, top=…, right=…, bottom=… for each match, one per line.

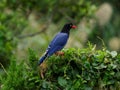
left=38, top=53, right=48, bottom=65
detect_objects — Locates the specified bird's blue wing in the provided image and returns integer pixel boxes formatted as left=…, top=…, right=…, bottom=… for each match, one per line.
left=46, top=33, right=69, bottom=56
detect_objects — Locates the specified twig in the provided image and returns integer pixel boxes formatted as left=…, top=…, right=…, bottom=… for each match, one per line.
left=17, top=17, right=52, bottom=39
left=97, top=36, right=106, bottom=49
left=18, top=25, right=48, bottom=39
left=0, top=63, right=8, bottom=75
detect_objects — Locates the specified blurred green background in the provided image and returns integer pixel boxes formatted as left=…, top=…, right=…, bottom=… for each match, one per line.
left=0, top=0, right=120, bottom=68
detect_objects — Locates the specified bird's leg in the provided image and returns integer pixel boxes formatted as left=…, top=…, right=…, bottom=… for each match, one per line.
left=55, top=51, right=64, bottom=56
left=40, top=70, right=44, bottom=79
left=39, top=62, right=47, bottom=79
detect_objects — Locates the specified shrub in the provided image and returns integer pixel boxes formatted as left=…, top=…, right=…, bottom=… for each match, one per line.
left=1, top=46, right=120, bottom=90
left=41, top=47, right=120, bottom=90
left=1, top=49, right=40, bottom=90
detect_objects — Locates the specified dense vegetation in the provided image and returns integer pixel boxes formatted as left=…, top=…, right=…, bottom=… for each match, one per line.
left=0, top=0, right=120, bottom=89
left=1, top=46, right=120, bottom=90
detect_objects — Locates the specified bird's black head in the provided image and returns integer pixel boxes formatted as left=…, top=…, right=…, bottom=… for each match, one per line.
left=61, top=23, right=77, bottom=34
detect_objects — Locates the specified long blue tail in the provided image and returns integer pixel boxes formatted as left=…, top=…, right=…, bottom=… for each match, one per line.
left=38, top=53, right=48, bottom=65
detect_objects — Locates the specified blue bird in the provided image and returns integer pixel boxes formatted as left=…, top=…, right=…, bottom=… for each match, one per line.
left=38, top=23, right=76, bottom=65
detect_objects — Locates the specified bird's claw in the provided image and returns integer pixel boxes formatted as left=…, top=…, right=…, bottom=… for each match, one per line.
left=55, top=51, right=64, bottom=56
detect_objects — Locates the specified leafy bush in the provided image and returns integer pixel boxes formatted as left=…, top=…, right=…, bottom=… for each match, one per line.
left=1, top=58, right=26, bottom=90
left=1, top=49, right=40, bottom=90
left=1, top=46, right=120, bottom=90
left=44, top=47, right=120, bottom=90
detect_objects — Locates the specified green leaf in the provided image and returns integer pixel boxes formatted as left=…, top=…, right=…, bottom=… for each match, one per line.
left=94, top=63, right=107, bottom=69
left=42, top=80, right=50, bottom=88
left=74, top=80, right=80, bottom=88
left=58, top=77, right=67, bottom=87
left=110, top=51, right=117, bottom=58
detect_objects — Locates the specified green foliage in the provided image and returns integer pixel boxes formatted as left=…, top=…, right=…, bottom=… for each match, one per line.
left=28, top=48, right=38, bottom=70
left=1, top=58, right=26, bottom=90
left=43, top=47, right=120, bottom=90
left=24, top=49, right=40, bottom=90
left=1, top=47, right=120, bottom=90
left=88, top=15, right=120, bottom=51
left=88, top=1, right=120, bottom=52
left=1, top=49, right=40, bottom=90
left=0, top=0, right=119, bottom=89
left=0, top=6, right=27, bottom=67
left=0, top=23, right=14, bottom=67
left=4, top=0, right=96, bottom=22
left=0, top=0, right=96, bottom=67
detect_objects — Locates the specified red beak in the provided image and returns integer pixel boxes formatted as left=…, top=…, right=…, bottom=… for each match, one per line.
left=71, top=25, right=77, bottom=29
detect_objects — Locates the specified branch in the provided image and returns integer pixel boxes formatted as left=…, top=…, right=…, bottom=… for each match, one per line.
left=0, top=63, right=8, bottom=75
left=17, top=19, right=51, bottom=39
left=18, top=25, right=48, bottom=39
